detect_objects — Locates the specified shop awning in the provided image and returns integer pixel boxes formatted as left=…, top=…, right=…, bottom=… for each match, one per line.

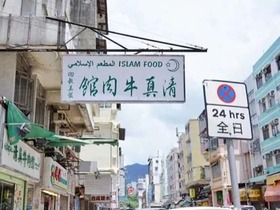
left=264, top=182, right=280, bottom=202
left=80, top=137, right=119, bottom=146
left=4, top=99, right=88, bottom=147
left=5, top=100, right=59, bottom=144
left=249, top=174, right=267, bottom=183
left=48, top=135, right=89, bottom=147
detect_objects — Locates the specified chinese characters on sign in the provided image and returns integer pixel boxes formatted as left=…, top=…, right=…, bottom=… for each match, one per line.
left=1, top=129, right=41, bottom=180
left=203, top=80, right=252, bottom=140
left=62, top=55, right=185, bottom=102
left=4, top=143, right=40, bottom=170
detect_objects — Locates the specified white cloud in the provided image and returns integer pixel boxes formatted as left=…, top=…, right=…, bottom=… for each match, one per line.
left=108, top=0, right=280, bottom=165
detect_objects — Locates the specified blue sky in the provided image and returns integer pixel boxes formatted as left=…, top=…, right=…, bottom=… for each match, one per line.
left=107, top=0, right=280, bottom=165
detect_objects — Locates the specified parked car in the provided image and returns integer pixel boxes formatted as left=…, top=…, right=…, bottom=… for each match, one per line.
left=169, top=207, right=231, bottom=210
left=223, top=205, right=256, bottom=210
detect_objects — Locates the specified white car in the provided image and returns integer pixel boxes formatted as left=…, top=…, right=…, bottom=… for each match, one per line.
left=223, top=205, right=256, bottom=210
left=169, top=207, right=231, bottom=210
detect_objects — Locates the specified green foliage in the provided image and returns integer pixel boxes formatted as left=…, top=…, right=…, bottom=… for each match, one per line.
left=119, top=195, right=139, bottom=209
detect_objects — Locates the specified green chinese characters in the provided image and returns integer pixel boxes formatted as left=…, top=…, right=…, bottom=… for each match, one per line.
left=4, top=143, right=40, bottom=170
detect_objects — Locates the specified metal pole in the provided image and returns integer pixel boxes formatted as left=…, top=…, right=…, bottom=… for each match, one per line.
left=226, top=139, right=241, bottom=208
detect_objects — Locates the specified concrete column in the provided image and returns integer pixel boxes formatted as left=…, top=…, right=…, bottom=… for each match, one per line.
left=0, top=52, right=17, bottom=100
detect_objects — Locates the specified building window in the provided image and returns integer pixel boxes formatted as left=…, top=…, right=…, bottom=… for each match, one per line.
left=276, top=55, right=280, bottom=71
left=21, top=0, right=36, bottom=15
left=35, top=81, right=46, bottom=126
left=14, top=71, right=34, bottom=115
left=262, top=125, right=270, bottom=140
left=55, top=0, right=63, bottom=16
left=155, top=167, right=158, bottom=171
left=98, top=103, right=112, bottom=108
left=272, top=119, right=279, bottom=136
left=255, top=73, right=263, bottom=89
left=264, top=65, right=272, bottom=82
left=275, top=152, right=280, bottom=165
left=259, top=98, right=266, bottom=113
left=265, top=153, right=273, bottom=167
left=211, top=161, right=221, bottom=179
left=268, top=91, right=276, bottom=108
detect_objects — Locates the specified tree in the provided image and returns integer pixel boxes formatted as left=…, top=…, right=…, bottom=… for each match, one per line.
left=119, top=195, right=139, bottom=209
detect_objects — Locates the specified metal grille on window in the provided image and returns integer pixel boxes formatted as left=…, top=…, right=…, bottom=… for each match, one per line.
left=35, top=80, right=46, bottom=126
left=14, top=58, right=33, bottom=116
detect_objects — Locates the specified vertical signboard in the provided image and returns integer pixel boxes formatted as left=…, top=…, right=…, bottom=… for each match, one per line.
left=203, top=80, right=252, bottom=140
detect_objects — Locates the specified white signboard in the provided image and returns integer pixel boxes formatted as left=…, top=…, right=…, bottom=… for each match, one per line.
left=1, top=129, right=41, bottom=180
left=62, top=55, right=185, bottom=102
left=203, top=80, right=252, bottom=140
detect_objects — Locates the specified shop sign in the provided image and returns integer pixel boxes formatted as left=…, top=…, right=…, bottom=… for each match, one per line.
left=62, top=55, right=185, bottom=103
left=249, top=189, right=261, bottom=198
left=43, top=157, right=68, bottom=190
left=67, top=174, right=76, bottom=195
left=92, top=195, right=110, bottom=201
left=1, top=129, right=40, bottom=180
left=189, top=188, right=195, bottom=198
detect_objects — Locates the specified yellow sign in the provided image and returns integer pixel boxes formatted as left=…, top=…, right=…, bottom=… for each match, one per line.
left=189, top=188, right=195, bottom=198
left=249, top=189, right=261, bottom=198
left=239, top=188, right=247, bottom=201
left=267, top=173, right=280, bottom=185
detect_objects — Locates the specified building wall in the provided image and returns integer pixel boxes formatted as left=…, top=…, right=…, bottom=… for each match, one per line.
left=0, top=53, right=16, bottom=101
left=189, top=119, right=208, bottom=169
left=166, top=147, right=180, bottom=202
left=245, top=73, right=264, bottom=178
left=148, top=154, right=164, bottom=205
left=178, top=133, right=188, bottom=194
left=253, top=36, right=280, bottom=175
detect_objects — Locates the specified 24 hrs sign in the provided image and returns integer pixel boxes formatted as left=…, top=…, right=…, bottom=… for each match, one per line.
left=203, top=80, right=252, bottom=140
left=206, top=105, right=251, bottom=139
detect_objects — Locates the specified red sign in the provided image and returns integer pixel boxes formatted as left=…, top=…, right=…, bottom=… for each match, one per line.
left=128, top=186, right=134, bottom=195
left=92, top=195, right=110, bottom=201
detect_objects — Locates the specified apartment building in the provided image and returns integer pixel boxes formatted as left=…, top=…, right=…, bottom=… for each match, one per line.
left=166, top=147, right=181, bottom=205
left=244, top=74, right=264, bottom=209
left=177, top=132, right=187, bottom=196
left=199, top=110, right=250, bottom=207
left=147, top=154, right=164, bottom=207
left=0, top=1, right=125, bottom=210
left=252, top=36, right=280, bottom=208
left=184, top=119, right=210, bottom=206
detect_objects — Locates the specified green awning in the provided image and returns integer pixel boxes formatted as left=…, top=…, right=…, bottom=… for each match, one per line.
left=6, top=100, right=59, bottom=144
left=80, top=137, right=119, bottom=146
left=47, top=135, right=89, bottom=147
left=5, top=99, right=116, bottom=147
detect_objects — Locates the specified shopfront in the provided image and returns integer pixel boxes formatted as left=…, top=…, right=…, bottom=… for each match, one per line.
left=248, top=189, right=262, bottom=209
left=42, top=157, right=69, bottom=210
left=0, top=127, right=41, bottom=210
left=264, top=174, right=280, bottom=209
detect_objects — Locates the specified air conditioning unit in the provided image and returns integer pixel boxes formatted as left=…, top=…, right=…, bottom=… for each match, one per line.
left=53, top=112, right=67, bottom=124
